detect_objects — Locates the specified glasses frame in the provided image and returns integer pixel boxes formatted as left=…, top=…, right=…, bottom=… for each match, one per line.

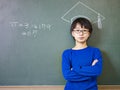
left=73, top=29, right=89, bottom=34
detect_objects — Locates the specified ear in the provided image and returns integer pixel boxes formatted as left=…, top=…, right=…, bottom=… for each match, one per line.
left=71, top=31, right=75, bottom=37
left=88, top=32, right=91, bottom=37
left=87, top=32, right=91, bottom=39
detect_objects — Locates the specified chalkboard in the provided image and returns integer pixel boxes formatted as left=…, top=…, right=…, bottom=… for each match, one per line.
left=0, top=0, right=120, bottom=85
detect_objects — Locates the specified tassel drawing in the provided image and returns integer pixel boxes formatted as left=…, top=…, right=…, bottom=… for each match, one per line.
left=98, top=13, right=102, bottom=29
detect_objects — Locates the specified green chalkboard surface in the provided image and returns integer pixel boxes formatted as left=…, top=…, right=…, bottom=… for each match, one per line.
left=0, top=0, right=120, bottom=85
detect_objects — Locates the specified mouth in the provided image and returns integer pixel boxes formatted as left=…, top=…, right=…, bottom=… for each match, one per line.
left=78, top=37, right=84, bottom=40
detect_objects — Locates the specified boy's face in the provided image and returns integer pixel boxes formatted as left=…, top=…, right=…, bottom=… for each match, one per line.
left=72, top=23, right=90, bottom=43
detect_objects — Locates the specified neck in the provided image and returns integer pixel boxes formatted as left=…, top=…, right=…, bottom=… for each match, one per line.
left=73, top=41, right=88, bottom=50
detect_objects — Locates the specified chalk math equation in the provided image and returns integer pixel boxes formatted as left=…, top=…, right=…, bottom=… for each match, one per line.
left=9, top=21, right=52, bottom=37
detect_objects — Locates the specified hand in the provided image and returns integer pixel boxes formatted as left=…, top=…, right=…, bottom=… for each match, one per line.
left=92, top=59, right=98, bottom=66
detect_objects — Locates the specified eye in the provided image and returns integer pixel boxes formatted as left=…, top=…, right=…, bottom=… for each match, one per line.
left=76, top=30, right=80, bottom=32
left=83, top=30, right=88, bottom=32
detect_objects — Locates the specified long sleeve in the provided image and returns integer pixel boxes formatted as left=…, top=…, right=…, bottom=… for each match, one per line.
left=62, top=47, right=101, bottom=90
left=62, top=50, right=91, bottom=81
left=74, top=48, right=102, bottom=77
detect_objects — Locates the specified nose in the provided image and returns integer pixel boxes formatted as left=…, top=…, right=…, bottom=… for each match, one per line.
left=79, top=31, right=84, bottom=35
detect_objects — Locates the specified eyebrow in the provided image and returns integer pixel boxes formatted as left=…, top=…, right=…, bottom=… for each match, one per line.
left=73, top=29, right=89, bottom=30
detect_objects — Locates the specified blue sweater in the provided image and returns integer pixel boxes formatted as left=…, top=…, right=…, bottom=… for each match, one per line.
left=62, top=46, right=102, bottom=90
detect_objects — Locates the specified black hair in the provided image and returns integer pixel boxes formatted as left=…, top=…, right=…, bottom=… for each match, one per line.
left=70, top=17, right=93, bottom=34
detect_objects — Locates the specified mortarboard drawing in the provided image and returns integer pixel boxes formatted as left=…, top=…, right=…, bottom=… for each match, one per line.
left=61, top=1, right=105, bottom=29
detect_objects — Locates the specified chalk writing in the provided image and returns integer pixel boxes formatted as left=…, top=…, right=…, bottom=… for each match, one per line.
left=9, top=21, right=52, bottom=37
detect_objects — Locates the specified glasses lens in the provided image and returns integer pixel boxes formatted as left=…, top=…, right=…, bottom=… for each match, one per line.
left=74, top=30, right=89, bottom=34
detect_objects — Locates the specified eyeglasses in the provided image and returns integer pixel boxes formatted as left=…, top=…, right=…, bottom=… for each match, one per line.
left=73, top=30, right=89, bottom=34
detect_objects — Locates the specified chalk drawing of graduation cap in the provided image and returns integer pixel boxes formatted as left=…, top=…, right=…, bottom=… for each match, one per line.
left=61, top=1, right=105, bottom=29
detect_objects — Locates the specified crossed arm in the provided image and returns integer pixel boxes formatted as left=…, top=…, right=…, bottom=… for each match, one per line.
left=62, top=49, right=102, bottom=81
